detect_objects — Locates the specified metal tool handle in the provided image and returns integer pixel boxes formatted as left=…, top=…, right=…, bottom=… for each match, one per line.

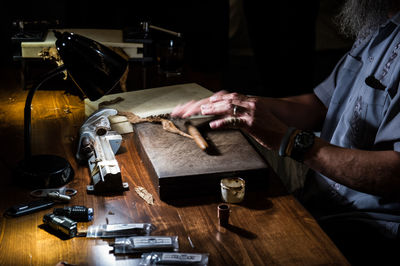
left=30, top=187, right=77, bottom=198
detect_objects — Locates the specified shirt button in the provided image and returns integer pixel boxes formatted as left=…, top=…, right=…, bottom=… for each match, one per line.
left=334, top=183, right=341, bottom=191
left=368, top=56, right=374, bottom=62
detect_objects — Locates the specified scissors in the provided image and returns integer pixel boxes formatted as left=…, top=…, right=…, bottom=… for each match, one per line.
left=30, top=187, right=77, bottom=202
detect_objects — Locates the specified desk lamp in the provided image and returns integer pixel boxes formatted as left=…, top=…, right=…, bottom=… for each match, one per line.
left=16, top=30, right=128, bottom=188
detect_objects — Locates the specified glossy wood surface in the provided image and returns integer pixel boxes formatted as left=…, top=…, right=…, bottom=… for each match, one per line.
left=0, top=67, right=349, bottom=265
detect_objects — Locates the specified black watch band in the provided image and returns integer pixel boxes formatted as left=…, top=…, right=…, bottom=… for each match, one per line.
left=290, top=130, right=315, bottom=162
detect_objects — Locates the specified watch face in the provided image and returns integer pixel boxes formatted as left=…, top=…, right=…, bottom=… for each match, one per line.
left=295, top=131, right=315, bottom=149
left=299, top=133, right=313, bottom=147
left=291, top=130, right=315, bottom=162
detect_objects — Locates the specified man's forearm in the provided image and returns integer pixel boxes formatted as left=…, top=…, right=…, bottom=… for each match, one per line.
left=304, top=137, right=400, bottom=198
left=260, top=93, right=327, bottom=131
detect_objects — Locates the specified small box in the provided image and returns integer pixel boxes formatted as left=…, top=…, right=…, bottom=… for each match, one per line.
left=133, top=119, right=269, bottom=201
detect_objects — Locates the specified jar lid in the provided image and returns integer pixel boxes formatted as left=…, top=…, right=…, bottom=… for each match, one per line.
left=220, top=177, right=245, bottom=190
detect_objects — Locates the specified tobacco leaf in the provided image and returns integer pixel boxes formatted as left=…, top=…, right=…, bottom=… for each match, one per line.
left=118, top=111, right=193, bottom=139
left=134, top=186, right=154, bottom=205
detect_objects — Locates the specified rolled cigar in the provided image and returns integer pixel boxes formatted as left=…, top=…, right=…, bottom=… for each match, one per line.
left=186, top=124, right=208, bottom=151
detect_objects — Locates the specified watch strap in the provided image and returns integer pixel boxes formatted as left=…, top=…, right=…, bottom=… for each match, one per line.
left=278, top=127, right=296, bottom=157
left=285, top=129, right=301, bottom=157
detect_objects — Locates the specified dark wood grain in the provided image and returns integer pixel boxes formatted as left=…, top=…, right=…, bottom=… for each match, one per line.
left=0, top=67, right=349, bottom=266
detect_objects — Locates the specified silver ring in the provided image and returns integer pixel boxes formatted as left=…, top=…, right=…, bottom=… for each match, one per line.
left=233, top=105, right=238, bottom=116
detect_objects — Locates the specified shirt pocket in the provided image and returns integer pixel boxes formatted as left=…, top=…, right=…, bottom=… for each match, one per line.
left=332, top=55, right=363, bottom=104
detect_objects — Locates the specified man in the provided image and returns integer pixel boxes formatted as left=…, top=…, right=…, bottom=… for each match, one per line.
left=172, top=1, right=400, bottom=265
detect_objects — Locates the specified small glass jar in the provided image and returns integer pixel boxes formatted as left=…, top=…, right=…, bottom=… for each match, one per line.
left=220, top=177, right=245, bottom=203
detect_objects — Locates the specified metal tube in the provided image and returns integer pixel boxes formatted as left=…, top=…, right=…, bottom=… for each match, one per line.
left=24, top=64, right=67, bottom=162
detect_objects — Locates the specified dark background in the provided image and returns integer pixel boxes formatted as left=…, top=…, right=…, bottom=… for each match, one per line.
left=0, top=0, right=352, bottom=97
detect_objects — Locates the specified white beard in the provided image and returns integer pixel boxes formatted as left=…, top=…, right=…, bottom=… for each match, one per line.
left=336, top=0, right=392, bottom=38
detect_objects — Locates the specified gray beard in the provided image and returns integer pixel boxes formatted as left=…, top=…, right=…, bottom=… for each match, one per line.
left=336, top=0, right=393, bottom=38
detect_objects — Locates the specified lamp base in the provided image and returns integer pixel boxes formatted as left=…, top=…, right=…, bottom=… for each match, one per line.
left=15, top=154, right=74, bottom=188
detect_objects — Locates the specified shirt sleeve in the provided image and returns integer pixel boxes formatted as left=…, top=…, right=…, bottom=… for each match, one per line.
left=375, top=89, right=400, bottom=152
left=313, top=54, right=348, bottom=108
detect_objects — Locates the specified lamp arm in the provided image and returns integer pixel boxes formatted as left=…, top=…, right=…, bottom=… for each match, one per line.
left=24, top=64, right=67, bottom=162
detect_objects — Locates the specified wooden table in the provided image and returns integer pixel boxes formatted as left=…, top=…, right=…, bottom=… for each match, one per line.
left=0, top=70, right=349, bottom=265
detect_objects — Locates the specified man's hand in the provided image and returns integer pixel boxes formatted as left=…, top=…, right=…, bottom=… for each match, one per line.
left=171, top=90, right=228, bottom=118
left=172, top=91, right=288, bottom=150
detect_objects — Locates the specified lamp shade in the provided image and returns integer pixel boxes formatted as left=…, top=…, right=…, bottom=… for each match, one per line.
left=54, top=31, right=128, bottom=101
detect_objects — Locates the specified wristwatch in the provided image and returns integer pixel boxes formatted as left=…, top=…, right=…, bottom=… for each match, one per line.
left=290, top=130, right=315, bottom=162
left=279, top=127, right=315, bottom=162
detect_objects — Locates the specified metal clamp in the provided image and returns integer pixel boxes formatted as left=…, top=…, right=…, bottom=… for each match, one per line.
left=30, top=187, right=77, bottom=202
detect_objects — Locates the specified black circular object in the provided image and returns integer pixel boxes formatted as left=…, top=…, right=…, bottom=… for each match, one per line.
left=15, top=154, right=74, bottom=188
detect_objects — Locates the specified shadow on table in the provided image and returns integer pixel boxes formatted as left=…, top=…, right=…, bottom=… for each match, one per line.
left=221, top=223, right=258, bottom=239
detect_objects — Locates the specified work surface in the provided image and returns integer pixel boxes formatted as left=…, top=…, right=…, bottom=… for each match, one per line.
left=0, top=76, right=349, bottom=265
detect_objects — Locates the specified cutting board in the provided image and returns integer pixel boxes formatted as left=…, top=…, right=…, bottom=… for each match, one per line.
left=85, top=83, right=213, bottom=118
left=133, top=118, right=269, bottom=200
